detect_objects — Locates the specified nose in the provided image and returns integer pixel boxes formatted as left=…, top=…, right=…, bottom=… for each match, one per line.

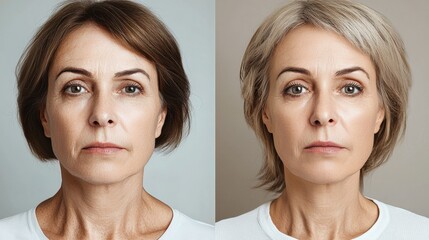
left=88, top=93, right=116, bottom=128
left=309, top=92, right=337, bottom=127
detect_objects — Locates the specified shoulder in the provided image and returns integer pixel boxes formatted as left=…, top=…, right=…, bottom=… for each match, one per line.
left=0, top=209, right=44, bottom=239
left=174, top=210, right=214, bottom=236
left=384, top=201, right=429, bottom=231
left=376, top=200, right=429, bottom=239
left=0, top=211, right=31, bottom=237
left=160, top=209, right=214, bottom=240
left=216, top=205, right=260, bottom=232
left=216, top=203, right=270, bottom=240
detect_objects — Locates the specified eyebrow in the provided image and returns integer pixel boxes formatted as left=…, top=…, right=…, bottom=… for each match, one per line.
left=55, top=67, right=151, bottom=80
left=335, top=66, right=370, bottom=80
left=56, top=67, right=92, bottom=79
left=114, top=68, right=150, bottom=80
left=276, top=67, right=310, bottom=79
left=277, top=66, right=370, bottom=80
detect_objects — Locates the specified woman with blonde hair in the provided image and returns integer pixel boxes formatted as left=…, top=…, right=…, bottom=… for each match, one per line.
left=217, top=0, right=429, bottom=239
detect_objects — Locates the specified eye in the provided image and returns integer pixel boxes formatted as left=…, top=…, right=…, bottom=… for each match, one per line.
left=283, top=84, right=309, bottom=96
left=63, top=84, right=88, bottom=95
left=121, top=83, right=143, bottom=95
left=341, top=83, right=363, bottom=96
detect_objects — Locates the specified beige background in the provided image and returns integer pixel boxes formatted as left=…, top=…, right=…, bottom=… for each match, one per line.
left=216, top=0, right=429, bottom=221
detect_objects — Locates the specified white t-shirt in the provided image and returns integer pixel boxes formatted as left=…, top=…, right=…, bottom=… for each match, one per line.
left=0, top=208, right=214, bottom=240
left=216, top=199, right=429, bottom=240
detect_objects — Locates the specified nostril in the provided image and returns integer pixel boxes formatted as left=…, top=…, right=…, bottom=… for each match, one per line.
left=89, top=118, right=114, bottom=126
left=328, top=119, right=334, bottom=123
left=314, top=120, right=321, bottom=125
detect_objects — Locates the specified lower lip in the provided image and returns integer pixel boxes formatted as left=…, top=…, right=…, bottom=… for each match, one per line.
left=304, top=146, right=344, bottom=154
left=82, top=147, right=124, bottom=154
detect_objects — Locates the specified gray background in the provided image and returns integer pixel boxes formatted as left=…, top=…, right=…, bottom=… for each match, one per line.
left=0, top=0, right=215, bottom=224
left=216, top=0, right=429, bottom=221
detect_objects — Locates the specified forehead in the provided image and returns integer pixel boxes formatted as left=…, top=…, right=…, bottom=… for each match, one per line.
left=270, top=24, right=375, bottom=78
left=49, top=23, right=156, bottom=79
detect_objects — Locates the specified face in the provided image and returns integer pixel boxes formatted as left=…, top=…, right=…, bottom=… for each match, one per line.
left=41, top=24, right=166, bottom=185
left=263, top=25, right=384, bottom=185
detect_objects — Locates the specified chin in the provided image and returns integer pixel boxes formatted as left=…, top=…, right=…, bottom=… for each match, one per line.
left=80, top=171, right=129, bottom=185
left=286, top=162, right=361, bottom=186
left=301, top=173, right=349, bottom=185
left=62, top=161, right=143, bottom=185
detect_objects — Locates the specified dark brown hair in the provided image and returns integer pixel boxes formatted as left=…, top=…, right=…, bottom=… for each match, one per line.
left=17, top=0, right=190, bottom=160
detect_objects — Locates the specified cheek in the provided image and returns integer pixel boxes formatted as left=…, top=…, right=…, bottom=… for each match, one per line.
left=336, top=99, right=382, bottom=169
left=341, top=101, right=378, bottom=138
left=270, top=103, right=307, bottom=158
left=117, top=104, right=161, bottom=159
left=120, top=104, right=160, bottom=136
left=342, top=106, right=377, bottom=159
left=47, top=106, right=84, bottom=158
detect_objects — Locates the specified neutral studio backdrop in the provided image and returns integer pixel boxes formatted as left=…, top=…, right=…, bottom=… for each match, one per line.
left=0, top=0, right=215, bottom=224
left=216, top=0, right=429, bottom=221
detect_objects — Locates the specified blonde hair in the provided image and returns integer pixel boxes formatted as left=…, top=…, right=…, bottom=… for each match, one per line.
left=241, top=0, right=410, bottom=192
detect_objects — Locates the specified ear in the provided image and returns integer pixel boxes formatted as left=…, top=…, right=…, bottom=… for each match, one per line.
left=40, top=106, right=51, bottom=138
left=374, top=106, right=385, bottom=134
left=262, top=107, right=273, bottom=133
left=155, top=106, right=167, bottom=138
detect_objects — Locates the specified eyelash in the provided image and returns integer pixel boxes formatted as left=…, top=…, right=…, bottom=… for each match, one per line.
left=121, top=81, right=144, bottom=95
left=341, top=82, right=363, bottom=96
left=62, top=81, right=87, bottom=95
left=282, top=81, right=364, bottom=97
left=282, top=83, right=309, bottom=97
left=61, top=81, right=144, bottom=96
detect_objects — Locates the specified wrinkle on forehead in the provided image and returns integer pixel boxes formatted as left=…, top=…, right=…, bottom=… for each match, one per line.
left=270, top=25, right=376, bottom=82
left=49, top=23, right=157, bottom=82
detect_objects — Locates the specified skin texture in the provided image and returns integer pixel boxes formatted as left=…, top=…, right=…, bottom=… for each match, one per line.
left=263, top=25, right=384, bottom=239
left=38, top=23, right=171, bottom=239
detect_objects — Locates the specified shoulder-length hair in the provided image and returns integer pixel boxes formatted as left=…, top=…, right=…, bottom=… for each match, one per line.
left=241, top=0, right=410, bottom=192
left=17, top=0, right=190, bottom=160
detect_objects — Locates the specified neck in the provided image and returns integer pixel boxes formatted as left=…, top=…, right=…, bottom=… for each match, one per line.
left=271, top=170, right=378, bottom=240
left=36, top=167, right=172, bottom=239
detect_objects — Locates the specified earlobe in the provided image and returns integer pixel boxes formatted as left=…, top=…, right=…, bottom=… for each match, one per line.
left=374, top=107, right=385, bottom=134
left=155, top=107, right=167, bottom=138
left=40, top=107, right=51, bottom=138
left=262, top=108, right=273, bottom=133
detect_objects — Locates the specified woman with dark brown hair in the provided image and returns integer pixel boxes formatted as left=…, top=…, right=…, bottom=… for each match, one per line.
left=0, top=1, right=213, bottom=239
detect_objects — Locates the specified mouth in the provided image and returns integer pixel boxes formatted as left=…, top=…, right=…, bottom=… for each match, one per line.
left=304, top=141, right=345, bottom=154
left=82, top=142, right=125, bottom=154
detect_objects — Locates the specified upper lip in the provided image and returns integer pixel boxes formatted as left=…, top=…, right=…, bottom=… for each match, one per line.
left=83, top=142, right=124, bottom=149
left=305, top=141, right=344, bottom=149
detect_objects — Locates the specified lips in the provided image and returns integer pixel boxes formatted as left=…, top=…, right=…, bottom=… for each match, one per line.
left=82, top=142, right=125, bottom=154
left=304, top=141, right=345, bottom=153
